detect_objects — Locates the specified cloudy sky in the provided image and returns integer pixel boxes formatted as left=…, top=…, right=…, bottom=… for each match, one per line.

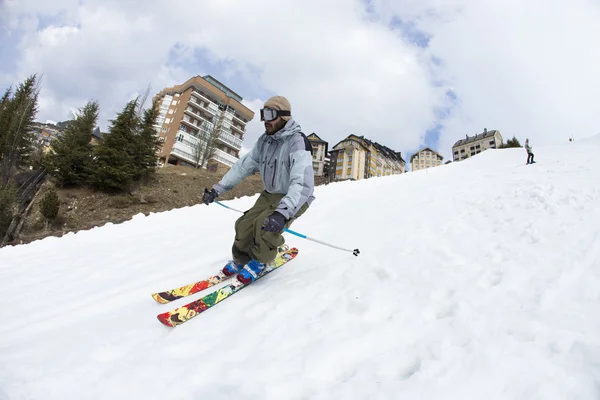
left=1, top=0, right=599, bottom=163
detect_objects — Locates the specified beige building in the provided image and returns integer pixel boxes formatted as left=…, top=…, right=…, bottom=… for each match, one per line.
left=410, top=147, right=444, bottom=171
left=306, top=133, right=329, bottom=177
left=452, top=128, right=503, bottom=162
left=152, top=75, right=255, bottom=170
left=330, top=134, right=405, bottom=181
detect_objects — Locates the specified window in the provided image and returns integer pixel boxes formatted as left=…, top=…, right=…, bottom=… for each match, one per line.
left=168, top=109, right=174, bottom=114
left=460, top=149, right=465, bottom=153
left=161, top=128, right=167, bottom=132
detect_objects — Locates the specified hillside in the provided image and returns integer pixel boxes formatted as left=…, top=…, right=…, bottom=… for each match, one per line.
left=11, top=164, right=329, bottom=246
left=1, top=137, right=599, bottom=400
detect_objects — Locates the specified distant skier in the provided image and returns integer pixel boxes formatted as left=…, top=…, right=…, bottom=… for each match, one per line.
left=201, top=96, right=315, bottom=284
left=525, top=138, right=535, bottom=164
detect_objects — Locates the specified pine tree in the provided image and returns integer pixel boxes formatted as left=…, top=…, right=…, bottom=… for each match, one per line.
left=44, top=100, right=99, bottom=187
left=0, top=187, right=15, bottom=238
left=0, top=75, right=39, bottom=188
left=501, top=136, right=522, bottom=148
left=39, top=187, right=60, bottom=222
left=89, top=99, right=139, bottom=192
left=133, top=99, right=161, bottom=180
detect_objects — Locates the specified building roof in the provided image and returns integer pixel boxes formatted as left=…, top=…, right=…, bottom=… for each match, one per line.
left=330, top=134, right=405, bottom=164
left=151, top=75, right=254, bottom=121
left=202, top=75, right=243, bottom=102
left=92, top=127, right=105, bottom=140
left=453, top=129, right=499, bottom=148
left=307, top=133, right=327, bottom=143
left=410, top=147, right=444, bottom=162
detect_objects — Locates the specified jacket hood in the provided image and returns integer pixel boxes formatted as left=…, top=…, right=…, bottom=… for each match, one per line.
left=267, top=118, right=302, bottom=141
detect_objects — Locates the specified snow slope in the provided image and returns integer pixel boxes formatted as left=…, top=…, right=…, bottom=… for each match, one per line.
left=1, top=137, right=600, bottom=400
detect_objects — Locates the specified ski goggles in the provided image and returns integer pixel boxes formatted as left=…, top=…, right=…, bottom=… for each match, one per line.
left=260, top=107, right=291, bottom=121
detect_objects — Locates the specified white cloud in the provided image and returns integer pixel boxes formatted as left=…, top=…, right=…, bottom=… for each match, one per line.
left=369, top=0, right=600, bottom=158
left=2, top=0, right=599, bottom=161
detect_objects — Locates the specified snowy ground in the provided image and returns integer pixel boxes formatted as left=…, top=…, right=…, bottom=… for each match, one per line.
left=1, top=137, right=600, bottom=400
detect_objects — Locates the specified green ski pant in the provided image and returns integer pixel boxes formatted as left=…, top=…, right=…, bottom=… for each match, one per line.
left=232, top=191, right=309, bottom=265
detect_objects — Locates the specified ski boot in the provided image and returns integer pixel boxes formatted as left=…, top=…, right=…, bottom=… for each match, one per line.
left=222, top=260, right=245, bottom=277
left=236, top=244, right=290, bottom=284
left=237, top=259, right=266, bottom=285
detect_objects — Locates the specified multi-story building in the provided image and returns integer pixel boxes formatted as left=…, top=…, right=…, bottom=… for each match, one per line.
left=30, top=122, right=62, bottom=152
left=410, top=147, right=444, bottom=171
left=306, top=133, right=329, bottom=177
left=91, top=127, right=104, bottom=146
left=329, top=134, right=405, bottom=181
left=152, top=75, right=254, bottom=170
left=452, top=128, right=503, bottom=162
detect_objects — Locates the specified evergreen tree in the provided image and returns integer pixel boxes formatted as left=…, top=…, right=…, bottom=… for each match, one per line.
left=44, top=100, right=99, bottom=186
left=0, top=187, right=15, bottom=239
left=0, top=88, right=12, bottom=148
left=89, top=99, right=139, bottom=192
left=501, top=136, right=522, bottom=148
left=0, top=75, right=39, bottom=188
left=39, top=187, right=60, bottom=222
left=133, top=99, right=161, bottom=179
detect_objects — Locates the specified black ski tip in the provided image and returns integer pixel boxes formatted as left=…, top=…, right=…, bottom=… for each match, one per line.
left=353, top=249, right=360, bottom=256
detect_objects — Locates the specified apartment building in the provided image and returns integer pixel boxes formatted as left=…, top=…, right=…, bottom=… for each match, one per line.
left=30, top=122, right=61, bottom=152
left=452, top=128, right=503, bottom=162
left=330, top=134, right=405, bottom=181
left=152, top=75, right=254, bottom=170
left=410, top=147, right=444, bottom=171
left=306, top=133, right=329, bottom=177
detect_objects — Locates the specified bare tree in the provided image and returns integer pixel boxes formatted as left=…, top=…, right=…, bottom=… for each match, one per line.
left=191, top=123, right=221, bottom=169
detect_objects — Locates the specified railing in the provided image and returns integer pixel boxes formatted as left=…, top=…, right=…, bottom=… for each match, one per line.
left=211, top=154, right=235, bottom=168
left=171, top=146, right=198, bottom=165
left=214, top=148, right=239, bottom=165
left=232, top=114, right=246, bottom=125
left=231, top=124, right=244, bottom=134
left=217, top=129, right=242, bottom=149
left=189, top=94, right=217, bottom=116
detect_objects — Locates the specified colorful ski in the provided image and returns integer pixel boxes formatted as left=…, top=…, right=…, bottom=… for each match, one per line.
left=151, top=244, right=290, bottom=304
left=152, top=273, right=229, bottom=304
left=157, top=247, right=298, bottom=327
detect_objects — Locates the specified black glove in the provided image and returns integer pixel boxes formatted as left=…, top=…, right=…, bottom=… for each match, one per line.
left=262, top=212, right=286, bottom=232
left=202, top=188, right=218, bottom=205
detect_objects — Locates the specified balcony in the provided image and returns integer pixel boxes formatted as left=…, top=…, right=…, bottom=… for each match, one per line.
left=171, top=143, right=198, bottom=165
left=187, top=101, right=216, bottom=119
left=188, top=94, right=216, bottom=116
left=213, top=148, right=239, bottom=167
left=231, top=123, right=245, bottom=134
left=185, top=107, right=206, bottom=126
left=216, top=129, right=242, bottom=150
left=181, top=115, right=203, bottom=129
left=233, top=114, right=246, bottom=125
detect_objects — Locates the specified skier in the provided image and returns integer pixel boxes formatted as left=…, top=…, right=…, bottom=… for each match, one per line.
left=201, top=95, right=315, bottom=284
left=525, top=138, right=535, bottom=164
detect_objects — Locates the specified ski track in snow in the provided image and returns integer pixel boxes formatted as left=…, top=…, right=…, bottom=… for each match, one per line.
left=1, top=138, right=600, bottom=399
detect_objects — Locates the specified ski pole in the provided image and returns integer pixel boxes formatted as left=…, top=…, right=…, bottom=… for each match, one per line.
left=214, top=200, right=360, bottom=256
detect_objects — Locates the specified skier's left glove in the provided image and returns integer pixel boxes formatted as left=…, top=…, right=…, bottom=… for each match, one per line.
left=202, top=188, right=218, bottom=205
left=262, top=212, right=286, bottom=232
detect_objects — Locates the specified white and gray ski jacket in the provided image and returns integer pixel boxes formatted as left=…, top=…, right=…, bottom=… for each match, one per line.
left=212, top=118, right=315, bottom=219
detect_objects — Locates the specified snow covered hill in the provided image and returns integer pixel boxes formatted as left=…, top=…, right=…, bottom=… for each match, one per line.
left=1, top=137, right=599, bottom=400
